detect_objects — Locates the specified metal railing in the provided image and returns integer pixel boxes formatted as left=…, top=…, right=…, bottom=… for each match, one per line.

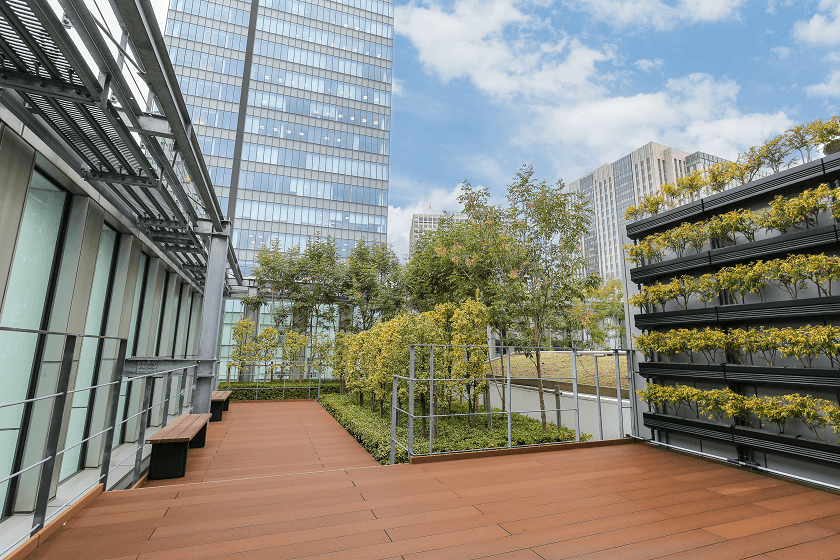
left=0, top=326, right=199, bottom=558
left=218, top=368, right=327, bottom=402
left=219, top=360, right=333, bottom=401
left=389, top=345, right=638, bottom=465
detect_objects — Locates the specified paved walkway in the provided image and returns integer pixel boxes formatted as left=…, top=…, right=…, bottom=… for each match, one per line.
left=26, top=401, right=840, bottom=560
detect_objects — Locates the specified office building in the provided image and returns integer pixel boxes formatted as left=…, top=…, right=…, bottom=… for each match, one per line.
left=163, top=0, right=393, bottom=275
left=566, top=142, right=729, bottom=281
left=409, top=213, right=468, bottom=256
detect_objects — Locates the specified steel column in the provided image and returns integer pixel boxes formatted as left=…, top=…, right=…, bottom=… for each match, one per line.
left=594, top=356, right=603, bottom=440
left=506, top=347, right=512, bottom=448
left=571, top=349, right=580, bottom=442
left=194, top=226, right=229, bottom=414
left=161, top=372, right=172, bottom=427
left=390, top=376, right=397, bottom=465
left=408, top=346, right=414, bottom=458
left=615, top=350, right=625, bottom=438
left=100, top=338, right=128, bottom=488
left=428, top=346, right=434, bottom=455
left=132, top=377, right=153, bottom=486
left=31, top=335, right=76, bottom=534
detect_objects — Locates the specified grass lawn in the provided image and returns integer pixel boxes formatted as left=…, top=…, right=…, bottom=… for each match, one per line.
left=488, top=352, right=630, bottom=389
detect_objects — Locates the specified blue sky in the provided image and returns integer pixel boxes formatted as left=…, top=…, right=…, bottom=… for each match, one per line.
left=385, top=0, right=840, bottom=256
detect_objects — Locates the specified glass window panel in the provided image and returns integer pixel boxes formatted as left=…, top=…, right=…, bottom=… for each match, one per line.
left=0, top=173, right=66, bottom=502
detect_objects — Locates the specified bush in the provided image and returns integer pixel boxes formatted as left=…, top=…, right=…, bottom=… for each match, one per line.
left=219, top=380, right=341, bottom=401
left=321, top=393, right=589, bottom=464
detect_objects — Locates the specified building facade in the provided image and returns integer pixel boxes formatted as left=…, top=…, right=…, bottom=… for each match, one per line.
left=566, top=142, right=728, bottom=281
left=163, top=0, right=393, bottom=275
left=409, top=213, right=468, bottom=256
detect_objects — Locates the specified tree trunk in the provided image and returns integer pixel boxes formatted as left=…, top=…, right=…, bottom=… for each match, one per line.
left=340, top=374, right=345, bottom=395
left=535, top=347, right=547, bottom=430
left=359, top=390, right=364, bottom=407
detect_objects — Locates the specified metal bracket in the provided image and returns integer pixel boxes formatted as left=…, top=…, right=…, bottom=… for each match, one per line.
left=83, top=168, right=159, bottom=189
left=0, top=69, right=96, bottom=104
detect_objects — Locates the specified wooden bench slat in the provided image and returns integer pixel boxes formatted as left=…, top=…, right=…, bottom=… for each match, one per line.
left=148, top=414, right=211, bottom=443
left=147, top=415, right=192, bottom=442
left=211, top=390, right=232, bottom=401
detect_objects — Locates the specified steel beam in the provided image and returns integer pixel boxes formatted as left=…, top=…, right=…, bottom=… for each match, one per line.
left=137, top=217, right=184, bottom=228
left=84, top=169, right=157, bottom=188
left=111, top=0, right=224, bottom=232
left=0, top=69, right=94, bottom=103
left=152, top=233, right=192, bottom=244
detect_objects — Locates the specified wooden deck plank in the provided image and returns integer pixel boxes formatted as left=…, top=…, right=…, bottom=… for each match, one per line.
left=27, top=400, right=840, bottom=560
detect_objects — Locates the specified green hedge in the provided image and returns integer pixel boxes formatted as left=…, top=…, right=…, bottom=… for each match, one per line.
left=218, top=380, right=341, bottom=401
left=320, top=393, right=588, bottom=465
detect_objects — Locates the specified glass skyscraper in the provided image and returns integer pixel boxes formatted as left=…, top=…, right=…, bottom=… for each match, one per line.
left=163, top=0, right=393, bottom=275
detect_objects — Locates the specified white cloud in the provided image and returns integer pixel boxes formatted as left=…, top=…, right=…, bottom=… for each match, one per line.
left=770, top=46, right=791, bottom=59
left=530, top=74, right=792, bottom=163
left=396, top=0, right=613, bottom=102
left=566, top=0, right=747, bottom=31
left=792, top=1, right=840, bottom=47
left=392, top=77, right=406, bottom=97
left=386, top=182, right=465, bottom=260
left=634, top=58, right=664, bottom=71
left=398, top=0, right=791, bottom=173
left=805, top=70, right=840, bottom=98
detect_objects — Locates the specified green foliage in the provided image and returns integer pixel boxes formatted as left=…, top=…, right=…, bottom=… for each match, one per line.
left=221, top=380, right=341, bottom=401
left=320, top=393, right=586, bottom=464
left=621, top=115, right=840, bottom=223
left=634, top=325, right=840, bottom=366
left=639, top=384, right=840, bottom=439
left=632, top=253, right=840, bottom=311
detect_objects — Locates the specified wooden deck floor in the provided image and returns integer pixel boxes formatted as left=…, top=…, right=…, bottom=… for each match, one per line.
left=28, top=401, right=840, bottom=560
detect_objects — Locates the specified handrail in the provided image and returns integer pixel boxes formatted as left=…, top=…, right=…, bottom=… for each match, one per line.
left=0, top=333, right=211, bottom=558
left=0, top=324, right=126, bottom=340
left=389, top=346, right=639, bottom=464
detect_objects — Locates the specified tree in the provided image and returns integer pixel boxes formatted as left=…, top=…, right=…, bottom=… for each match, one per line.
left=247, top=240, right=303, bottom=335
left=228, top=318, right=280, bottom=381
left=344, top=239, right=404, bottom=332
left=295, top=235, right=346, bottom=378
left=454, top=165, right=597, bottom=429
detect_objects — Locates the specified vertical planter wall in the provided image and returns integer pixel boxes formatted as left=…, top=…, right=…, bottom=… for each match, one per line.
left=627, top=152, right=840, bottom=485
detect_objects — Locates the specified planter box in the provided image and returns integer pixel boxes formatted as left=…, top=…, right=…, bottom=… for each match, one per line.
left=638, top=362, right=726, bottom=382
left=629, top=224, right=839, bottom=283
left=644, top=412, right=840, bottom=466
left=626, top=156, right=834, bottom=240
left=732, top=426, right=840, bottom=465
left=643, top=412, right=734, bottom=442
left=634, top=295, right=840, bottom=329
left=638, top=362, right=840, bottom=390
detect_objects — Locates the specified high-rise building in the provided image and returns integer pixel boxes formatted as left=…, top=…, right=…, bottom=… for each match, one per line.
left=409, top=213, right=468, bottom=256
left=163, top=0, right=393, bottom=275
left=566, top=142, right=728, bottom=281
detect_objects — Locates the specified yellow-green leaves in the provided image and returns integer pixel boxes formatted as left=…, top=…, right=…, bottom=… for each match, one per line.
left=640, top=384, right=840, bottom=438
left=634, top=325, right=840, bottom=366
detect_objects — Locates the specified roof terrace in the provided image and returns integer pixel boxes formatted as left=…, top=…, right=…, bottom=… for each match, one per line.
left=14, top=400, right=840, bottom=560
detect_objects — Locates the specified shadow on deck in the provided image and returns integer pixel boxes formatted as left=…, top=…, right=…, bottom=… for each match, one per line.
left=22, top=400, right=840, bottom=560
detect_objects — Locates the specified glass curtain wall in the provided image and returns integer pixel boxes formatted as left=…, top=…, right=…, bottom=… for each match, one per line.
left=0, top=172, right=67, bottom=508
left=60, top=224, right=118, bottom=481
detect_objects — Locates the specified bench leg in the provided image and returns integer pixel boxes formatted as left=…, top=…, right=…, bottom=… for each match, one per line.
left=223, top=397, right=230, bottom=411
left=148, top=442, right=189, bottom=480
left=189, top=421, right=208, bottom=448
left=210, top=400, right=224, bottom=422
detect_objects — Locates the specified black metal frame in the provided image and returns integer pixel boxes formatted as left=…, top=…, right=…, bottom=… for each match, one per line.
left=628, top=155, right=840, bottom=472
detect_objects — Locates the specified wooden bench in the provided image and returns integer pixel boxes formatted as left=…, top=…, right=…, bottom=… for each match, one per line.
left=210, top=390, right=232, bottom=421
left=146, top=413, right=211, bottom=480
